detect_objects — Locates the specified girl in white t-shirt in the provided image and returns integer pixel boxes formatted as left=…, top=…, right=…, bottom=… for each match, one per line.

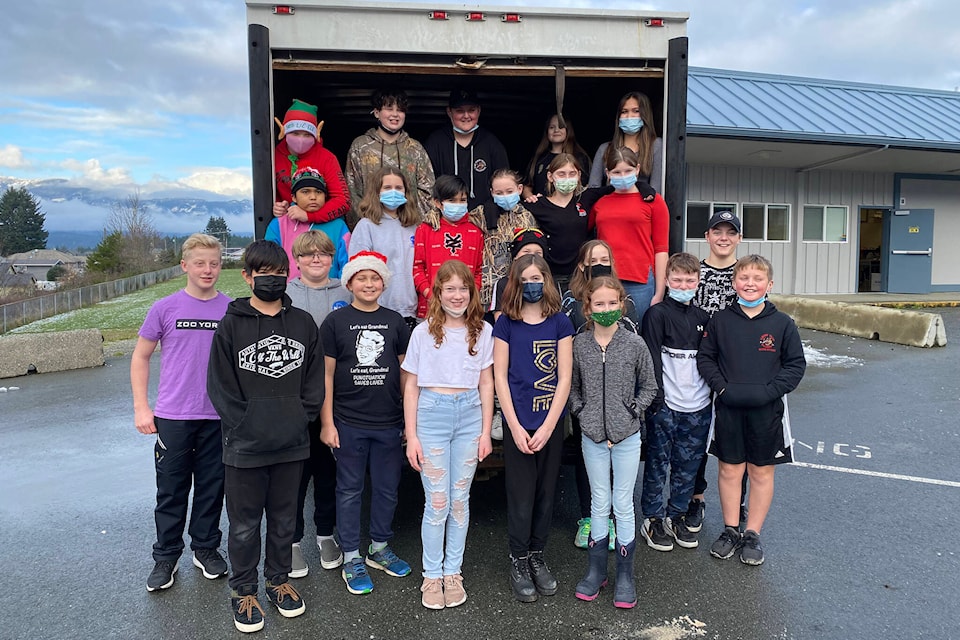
left=402, top=259, right=494, bottom=610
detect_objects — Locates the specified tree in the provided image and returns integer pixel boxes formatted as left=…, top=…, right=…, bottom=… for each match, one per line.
left=0, top=187, right=48, bottom=255
left=87, top=231, right=125, bottom=274
left=106, top=190, right=162, bottom=274
left=204, top=216, right=230, bottom=244
left=46, top=264, right=68, bottom=281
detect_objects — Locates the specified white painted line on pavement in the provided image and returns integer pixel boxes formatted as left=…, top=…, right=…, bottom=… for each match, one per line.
left=790, top=461, right=960, bottom=488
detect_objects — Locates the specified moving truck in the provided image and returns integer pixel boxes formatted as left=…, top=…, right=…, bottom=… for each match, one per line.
left=245, top=1, right=689, bottom=252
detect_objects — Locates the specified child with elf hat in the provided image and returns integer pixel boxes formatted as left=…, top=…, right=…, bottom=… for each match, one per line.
left=274, top=99, right=351, bottom=224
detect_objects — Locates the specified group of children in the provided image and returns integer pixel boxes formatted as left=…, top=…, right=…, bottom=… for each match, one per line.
left=134, top=132, right=807, bottom=631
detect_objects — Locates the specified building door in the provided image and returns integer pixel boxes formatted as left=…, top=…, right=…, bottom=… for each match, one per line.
left=886, top=209, right=934, bottom=294
left=858, top=208, right=885, bottom=292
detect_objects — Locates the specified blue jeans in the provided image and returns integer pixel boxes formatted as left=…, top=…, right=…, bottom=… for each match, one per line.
left=641, top=405, right=711, bottom=519
left=416, top=389, right=482, bottom=578
left=581, top=431, right=642, bottom=545
left=332, top=420, right=403, bottom=554
left=622, top=268, right=656, bottom=327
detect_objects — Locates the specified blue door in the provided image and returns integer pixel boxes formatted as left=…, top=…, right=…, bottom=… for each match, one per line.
left=886, top=209, right=934, bottom=294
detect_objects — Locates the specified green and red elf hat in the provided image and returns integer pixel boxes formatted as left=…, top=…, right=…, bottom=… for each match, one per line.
left=274, top=99, right=324, bottom=140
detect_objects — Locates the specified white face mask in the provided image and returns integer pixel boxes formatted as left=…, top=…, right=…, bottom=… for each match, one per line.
left=441, top=304, right=466, bottom=318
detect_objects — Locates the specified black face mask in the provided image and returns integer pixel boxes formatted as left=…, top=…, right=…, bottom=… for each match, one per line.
left=252, top=275, right=286, bottom=302
left=378, top=122, right=401, bottom=135
left=587, top=264, right=612, bottom=279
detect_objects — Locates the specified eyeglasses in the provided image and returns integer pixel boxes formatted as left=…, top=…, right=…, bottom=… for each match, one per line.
left=296, top=252, right=332, bottom=261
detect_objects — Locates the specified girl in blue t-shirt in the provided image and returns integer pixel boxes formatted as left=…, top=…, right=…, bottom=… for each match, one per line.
left=492, top=254, right=574, bottom=603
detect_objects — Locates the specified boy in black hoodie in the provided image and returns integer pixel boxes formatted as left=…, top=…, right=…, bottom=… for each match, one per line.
left=696, top=254, right=805, bottom=567
left=207, top=240, right=324, bottom=633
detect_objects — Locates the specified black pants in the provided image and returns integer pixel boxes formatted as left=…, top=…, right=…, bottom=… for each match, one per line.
left=225, top=460, right=303, bottom=590
left=295, top=418, right=337, bottom=541
left=152, top=418, right=224, bottom=563
left=503, top=424, right=563, bottom=556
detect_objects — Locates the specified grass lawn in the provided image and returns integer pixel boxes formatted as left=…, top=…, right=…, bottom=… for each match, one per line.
left=10, top=269, right=250, bottom=342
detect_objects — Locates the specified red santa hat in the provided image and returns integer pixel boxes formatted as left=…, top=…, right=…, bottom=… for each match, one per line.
left=341, top=250, right=391, bottom=289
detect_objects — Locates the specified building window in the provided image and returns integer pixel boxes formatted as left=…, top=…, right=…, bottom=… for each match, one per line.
left=685, top=203, right=737, bottom=239
left=742, top=204, right=791, bottom=241
left=803, top=205, right=848, bottom=242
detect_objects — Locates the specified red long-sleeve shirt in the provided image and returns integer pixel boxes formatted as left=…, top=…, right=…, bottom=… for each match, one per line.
left=412, top=218, right=484, bottom=318
left=589, top=192, right=669, bottom=283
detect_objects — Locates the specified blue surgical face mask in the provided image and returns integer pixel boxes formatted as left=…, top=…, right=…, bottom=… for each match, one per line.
left=668, top=287, right=696, bottom=304
left=493, top=193, right=521, bottom=211
left=379, top=190, right=407, bottom=210
left=738, top=295, right=766, bottom=308
left=453, top=124, right=479, bottom=134
left=619, top=117, right=643, bottom=134
left=441, top=202, right=468, bottom=222
left=609, top=174, right=638, bottom=191
left=522, top=282, right=544, bottom=303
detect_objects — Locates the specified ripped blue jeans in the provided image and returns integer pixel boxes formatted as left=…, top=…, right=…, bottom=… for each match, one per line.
left=416, top=388, right=482, bottom=578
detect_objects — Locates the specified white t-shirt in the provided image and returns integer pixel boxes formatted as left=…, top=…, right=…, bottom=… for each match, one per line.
left=401, top=321, right=494, bottom=388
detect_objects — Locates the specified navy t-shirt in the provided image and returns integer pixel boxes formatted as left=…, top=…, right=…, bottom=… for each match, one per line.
left=492, top=311, right=574, bottom=431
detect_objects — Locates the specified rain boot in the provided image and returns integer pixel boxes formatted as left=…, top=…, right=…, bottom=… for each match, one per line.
left=574, top=536, right=608, bottom=601
left=613, top=539, right=637, bottom=609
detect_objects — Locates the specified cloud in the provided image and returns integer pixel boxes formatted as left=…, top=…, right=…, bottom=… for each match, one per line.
left=0, top=144, right=29, bottom=169
left=0, top=99, right=174, bottom=137
left=60, top=159, right=134, bottom=187
left=175, top=169, right=252, bottom=198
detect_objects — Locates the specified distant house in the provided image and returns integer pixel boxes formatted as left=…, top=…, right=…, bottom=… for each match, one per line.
left=4, top=249, right=87, bottom=280
left=0, top=262, right=37, bottom=293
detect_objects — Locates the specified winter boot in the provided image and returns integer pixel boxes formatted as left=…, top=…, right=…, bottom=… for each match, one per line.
left=574, top=536, right=609, bottom=601
left=528, top=550, right=558, bottom=596
left=613, top=539, right=637, bottom=609
left=508, top=554, right=538, bottom=603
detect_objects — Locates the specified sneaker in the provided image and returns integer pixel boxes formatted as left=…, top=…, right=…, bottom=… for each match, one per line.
left=641, top=517, right=674, bottom=552
left=685, top=498, right=705, bottom=532
left=365, top=545, right=412, bottom=577
left=608, top=518, right=616, bottom=551
left=232, top=588, right=265, bottom=633
left=192, top=549, right=227, bottom=579
left=710, top=526, right=742, bottom=560
left=342, top=557, right=374, bottom=594
left=443, top=574, right=467, bottom=608
left=318, top=537, right=343, bottom=570
left=739, top=529, right=765, bottom=566
left=266, top=580, right=306, bottom=617
left=574, top=518, right=591, bottom=549
left=666, top=516, right=698, bottom=549
left=288, top=543, right=308, bottom=579
left=420, top=577, right=445, bottom=609
left=146, top=560, right=178, bottom=592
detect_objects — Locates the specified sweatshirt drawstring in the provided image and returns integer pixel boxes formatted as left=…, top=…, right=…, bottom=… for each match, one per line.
left=452, top=136, right=475, bottom=198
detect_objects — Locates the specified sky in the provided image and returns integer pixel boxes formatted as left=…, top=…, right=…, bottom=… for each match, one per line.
left=1, top=0, right=959, bottom=200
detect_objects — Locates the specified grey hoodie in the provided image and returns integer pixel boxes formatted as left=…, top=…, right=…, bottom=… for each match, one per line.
left=285, top=278, right=351, bottom=328
left=570, top=327, right=659, bottom=444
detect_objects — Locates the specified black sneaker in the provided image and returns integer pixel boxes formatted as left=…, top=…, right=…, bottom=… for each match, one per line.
left=641, top=517, right=674, bottom=552
left=232, top=587, right=265, bottom=633
left=684, top=498, right=705, bottom=532
left=527, top=551, right=558, bottom=596
left=739, top=529, right=765, bottom=566
left=710, top=526, right=742, bottom=560
left=508, top=555, right=538, bottom=603
left=666, top=516, right=698, bottom=549
left=193, top=549, right=228, bottom=579
left=266, top=580, right=306, bottom=618
left=146, top=560, right=178, bottom=592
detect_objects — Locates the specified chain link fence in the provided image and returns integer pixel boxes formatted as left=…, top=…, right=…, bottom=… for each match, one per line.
left=0, top=266, right=183, bottom=334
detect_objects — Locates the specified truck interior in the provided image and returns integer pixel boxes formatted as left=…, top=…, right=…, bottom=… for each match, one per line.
left=270, top=54, right=667, bottom=182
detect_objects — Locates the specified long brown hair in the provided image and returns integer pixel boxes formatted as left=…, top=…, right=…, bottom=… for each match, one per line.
left=501, top=254, right=561, bottom=320
left=357, top=167, right=421, bottom=227
left=580, top=275, right=627, bottom=330
left=526, top=115, right=590, bottom=186
left=568, top=239, right=620, bottom=303
left=426, top=259, right=486, bottom=356
left=605, top=91, right=656, bottom=177
left=543, top=152, right=584, bottom=197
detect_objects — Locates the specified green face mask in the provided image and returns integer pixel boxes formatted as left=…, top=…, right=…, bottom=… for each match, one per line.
left=590, top=308, right=622, bottom=327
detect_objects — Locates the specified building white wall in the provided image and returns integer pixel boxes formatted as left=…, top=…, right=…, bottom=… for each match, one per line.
left=898, top=178, right=960, bottom=286
left=685, top=163, right=893, bottom=294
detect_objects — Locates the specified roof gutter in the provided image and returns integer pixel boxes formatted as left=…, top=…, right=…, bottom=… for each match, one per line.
left=797, top=144, right=890, bottom=173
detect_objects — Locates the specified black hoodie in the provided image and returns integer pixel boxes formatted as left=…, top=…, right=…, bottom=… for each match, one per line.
left=207, top=295, right=325, bottom=468
left=424, top=126, right=509, bottom=229
left=697, top=300, right=806, bottom=408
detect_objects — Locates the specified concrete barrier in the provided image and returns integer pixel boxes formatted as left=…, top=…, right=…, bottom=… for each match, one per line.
left=0, top=329, right=105, bottom=379
left=771, top=295, right=947, bottom=348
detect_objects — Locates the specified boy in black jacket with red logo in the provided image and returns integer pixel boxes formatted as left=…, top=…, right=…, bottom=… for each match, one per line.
left=207, top=240, right=325, bottom=633
left=696, top=254, right=805, bottom=567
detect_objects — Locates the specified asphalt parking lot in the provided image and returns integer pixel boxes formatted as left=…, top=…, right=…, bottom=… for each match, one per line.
left=1, top=308, right=958, bottom=640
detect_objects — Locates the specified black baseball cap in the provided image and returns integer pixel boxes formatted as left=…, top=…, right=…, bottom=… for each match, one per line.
left=708, top=210, right=741, bottom=233
left=448, top=87, right=480, bottom=109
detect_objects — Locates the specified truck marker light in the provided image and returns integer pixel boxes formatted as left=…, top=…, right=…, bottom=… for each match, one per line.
left=645, top=18, right=664, bottom=27
left=501, top=13, right=522, bottom=23
left=466, top=12, right=485, bottom=21
left=273, top=5, right=295, bottom=15
left=428, top=11, right=448, bottom=20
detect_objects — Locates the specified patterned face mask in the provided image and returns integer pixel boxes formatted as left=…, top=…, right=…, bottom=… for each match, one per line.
left=590, top=308, right=622, bottom=327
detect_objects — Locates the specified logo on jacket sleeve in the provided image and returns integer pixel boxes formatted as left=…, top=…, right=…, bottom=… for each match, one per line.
left=759, top=333, right=776, bottom=352
left=238, top=335, right=305, bottom=378
left=444, top=232, right=464, bottom=255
